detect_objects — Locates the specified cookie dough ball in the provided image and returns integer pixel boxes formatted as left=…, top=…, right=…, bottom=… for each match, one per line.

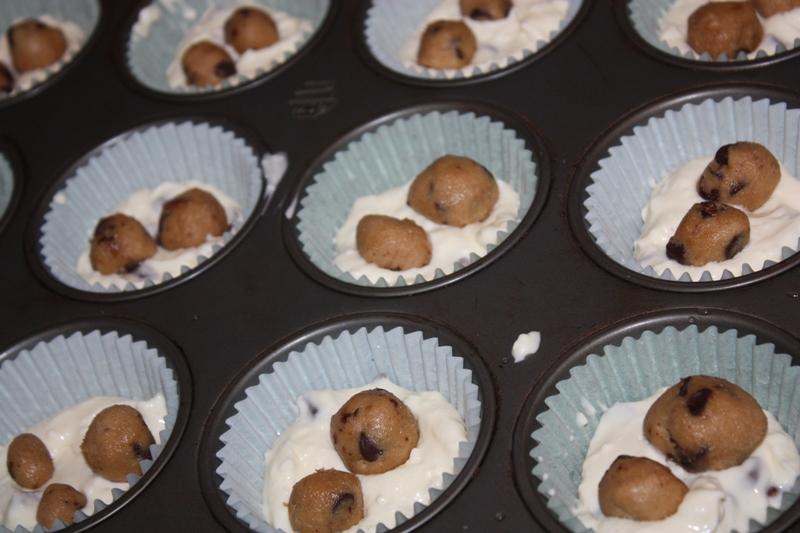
left=598, top=456, right=689, bottom=521
left=7, top=19, right=67, bottom=73
left=36, top=483, right=87, bottom=529
left=225, top=7, right=279, bottom=54
left=81, top=405, right=156, bottom=482
left=181, top=41, right=237, bottom=87
left=408, top=155, right=499, bottom=227
left=6, top=433, right=53, bottom=489
left=666, top=201, right=750, bottom=267
left=0, top=62, right=13, bottom=94
left=331, top=389, right=420, bottom=475
left=644, top=375, right=767, bottom=473
left=288, top=469, right=364, bottom=533
left=158, top=188, right=229, bottom=250
left=89, top=213, right=157, bottom=275
left=460, top=0, right=513, bottom=20
left=698, top=142, right=781, bottom=211
left=687, top=2, right=763, bottom=59
left=417, top=20, right=477, bottom=69
left=750, top=0, right=800, bottom=17
left=356, top=215, right=432, bottom=271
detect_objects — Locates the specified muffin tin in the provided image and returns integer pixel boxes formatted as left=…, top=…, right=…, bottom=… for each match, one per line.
left=1, top=1, right=799, bottom=532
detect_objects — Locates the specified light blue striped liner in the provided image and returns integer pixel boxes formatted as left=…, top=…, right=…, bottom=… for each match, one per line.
left=364, top=0, right=584, bottom=80
left=530, top=325, right=800, bottom=533
left=0, top=329, right=180, bottom=533
left=216, top=325, right=481, bottom=533
left=126, top=0, right=329, bottom=94
left=0, top=0, right=100, bottom=99
left=39, top=121, right=265, bottom=293
left=584, top=96, right=800, bottom=282
left=296, top=109, right=538, bottom=287
left=628, top=0, right=800, bottom=61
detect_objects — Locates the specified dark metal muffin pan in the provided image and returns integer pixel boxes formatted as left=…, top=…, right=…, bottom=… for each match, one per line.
left=1, top=1, right=799, bottom=531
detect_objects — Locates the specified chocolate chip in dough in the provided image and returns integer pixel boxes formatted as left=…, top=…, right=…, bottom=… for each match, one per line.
left=417, top=20, right=477, bottom=69
left=666, top=201, right=750, bottom=267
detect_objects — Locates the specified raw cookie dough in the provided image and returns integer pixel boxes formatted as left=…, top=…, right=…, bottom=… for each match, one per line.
left=158, top=187, right=230, bottom=250
left=7, top=19, right=67, bottom=73
left=0, top=395, right=167, bottom=532
left=181, top=40, right=237, bottom=86
left=288, top=469, right=364, bottom=533
left=643, top=375, right=767, bottom=472
left=417, top=20, right=477, bottom=68
left=81, top=405, right=156, bottom=482
left=408, top=155, right=499, bottom=227
left=573, top=385, right=800, bottom=533
left=633, top=155, right=800, bottom=280
left=356, top=215, right=432, bottom=271
left=6, top=434, right=53, bottom=490
left=36, top=483, right=86, bottom=529
left=665, top=201, right=750, bottom=266
left=89, top=213, right=157, bottom=275
left=225, top=7, right=279, bottom=53
left=331, top=389, right=420, bottom=475
left=697, top=142, right=781, bottom=211
left=598, top=455, right=688, bottom=521
left=77, top=181, right=242, bottom=290
left=687, top=2, right=763, bottom=58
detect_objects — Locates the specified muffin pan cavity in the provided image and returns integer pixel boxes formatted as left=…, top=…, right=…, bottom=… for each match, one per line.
left=569, top=85, right=800, bottom=291
left=199, top=313, right=494, bottom=533
left=30, top=119, right=272, bottom=299
left=360, top=0, right=587, bottom=83
left=285, top=102, right=548, bottom=295
left=514, top=308, right=800, bottom=533
left=0, top=0, right=100, bottom=101
left=125, top=0, right=331, bottom=96
left=622, top=0, right=800, bottom=66
left=0, top=318, right=189, bottom=533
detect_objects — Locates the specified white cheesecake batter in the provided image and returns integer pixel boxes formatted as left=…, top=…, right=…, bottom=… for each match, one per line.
left=634, top=155, right=800, bottom=280
left=573, top=388, right=800, bottom=533
left=262, top=377, right=467, bottom=533
left=333, top=178, right=520, bottom=284
left=76, top=180, right=242, bottom=290
left=0, top=395, right=167, bottom=531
